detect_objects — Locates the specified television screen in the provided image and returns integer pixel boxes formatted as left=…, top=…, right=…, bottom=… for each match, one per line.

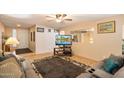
left=56, top=35, right=72, bottom=45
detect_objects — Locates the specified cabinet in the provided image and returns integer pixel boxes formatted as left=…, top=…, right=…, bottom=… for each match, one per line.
left=54, top=47, right=72, bottom=56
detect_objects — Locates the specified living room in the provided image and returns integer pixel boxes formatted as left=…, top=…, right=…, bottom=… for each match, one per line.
left=1, top=0, right=124, bottom=93
left=0, top=14, right=124, bottom=78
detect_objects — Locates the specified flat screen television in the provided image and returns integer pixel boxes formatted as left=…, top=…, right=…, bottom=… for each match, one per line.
left=55, top=35, right=72, bottom=45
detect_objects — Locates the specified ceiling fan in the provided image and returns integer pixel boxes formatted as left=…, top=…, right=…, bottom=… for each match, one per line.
left=46, top=14, right=72, bottom=23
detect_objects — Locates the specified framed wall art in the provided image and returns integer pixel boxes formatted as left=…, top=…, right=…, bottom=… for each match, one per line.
left=71, top=33, right=81, bottom=42
left=37, top=27, right=44, bottom=32
left=97, top=21, right=115, bottom=34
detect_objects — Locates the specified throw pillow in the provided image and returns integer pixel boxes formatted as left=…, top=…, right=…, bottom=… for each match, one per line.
left=0, top=54, right=16, bottom=62
left=0, top=56, right=6, bottom=62
left=109, top=54, right=124, bottom=67
left=103, top=58, right=119, bottom=74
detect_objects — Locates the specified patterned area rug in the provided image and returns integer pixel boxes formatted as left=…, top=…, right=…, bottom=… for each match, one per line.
left=33, top=56, right=90, bottom=78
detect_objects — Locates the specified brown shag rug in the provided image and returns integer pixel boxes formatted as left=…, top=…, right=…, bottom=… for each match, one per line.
left=33, top=56, right=89, bottom=78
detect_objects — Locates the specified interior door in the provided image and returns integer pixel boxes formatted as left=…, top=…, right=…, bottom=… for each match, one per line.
left=17, top=29, right=29, bottom=49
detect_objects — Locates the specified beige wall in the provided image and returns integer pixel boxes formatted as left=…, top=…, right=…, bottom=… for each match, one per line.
left=61, top=15, right=124, bottom=61
left=29, top=25, right=56, bottom=54
left=0, top=21, right=4, bottom=50
left=35, top=25, right=56, bottom=54
left=4, top=27, right=12, bottom=38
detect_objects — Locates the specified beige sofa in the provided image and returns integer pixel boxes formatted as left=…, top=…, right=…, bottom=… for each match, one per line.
left=0, top=55, right=40, bottom=78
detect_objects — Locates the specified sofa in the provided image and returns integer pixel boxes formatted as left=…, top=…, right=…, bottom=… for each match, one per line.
left=0, top=54, right=40, bottom=78
left=77, top=55, right=124, bottom=78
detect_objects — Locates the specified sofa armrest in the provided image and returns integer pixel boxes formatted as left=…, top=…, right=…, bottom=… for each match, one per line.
left=15, top=55, right=25, bottom=62
left=21, top=60, right=42, bottom=78
left=22, top=60, right=33, bottom=70
left=92, top=69, right=113, bottom=78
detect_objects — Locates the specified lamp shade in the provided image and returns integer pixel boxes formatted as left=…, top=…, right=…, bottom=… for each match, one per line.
left=5, top=37, right=19, bottom=45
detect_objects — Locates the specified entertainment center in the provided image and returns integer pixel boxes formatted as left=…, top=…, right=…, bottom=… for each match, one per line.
left=54, top=46, right=72, bottom=56
left=54, top=35, right=72, bottom=56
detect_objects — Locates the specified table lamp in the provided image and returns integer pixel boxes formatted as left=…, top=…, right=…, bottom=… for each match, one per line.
left=5, top=37, right=19, bottom=55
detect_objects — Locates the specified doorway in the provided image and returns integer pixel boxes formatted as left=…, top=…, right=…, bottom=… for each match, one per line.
left=16, top=29, right=29, bottom=49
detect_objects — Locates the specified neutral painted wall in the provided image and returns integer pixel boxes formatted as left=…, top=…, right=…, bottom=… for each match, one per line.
left=122, top=25, right=124, bottom=39
left=61, top=15, right=124, bottom=61
left=0, top=21, right=4, bottom=50
left=35, top=25, right=56, bottom=54
left=4, top=27, right=12, bottom=38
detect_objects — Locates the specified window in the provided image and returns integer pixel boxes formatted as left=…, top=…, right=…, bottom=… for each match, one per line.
left=12, top=29, right=16, bottom=38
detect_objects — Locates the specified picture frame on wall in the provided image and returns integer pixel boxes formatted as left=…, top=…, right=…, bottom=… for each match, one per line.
left=71, top=33, right=81, bottom=42
left=97, top=21, right=115, bottom=34
left=37, top=27, right=44, bottom=32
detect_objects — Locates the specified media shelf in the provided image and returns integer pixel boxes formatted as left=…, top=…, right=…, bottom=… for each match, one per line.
left=54, top=46, right=72, bottom=56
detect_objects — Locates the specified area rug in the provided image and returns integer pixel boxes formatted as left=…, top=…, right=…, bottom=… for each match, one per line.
left=33, top=56, right=90, bottom=78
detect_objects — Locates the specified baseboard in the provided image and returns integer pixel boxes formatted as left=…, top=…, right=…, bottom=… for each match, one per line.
left=73, top=54, right=97, bottom=62
left=35, top=52, right=53, bottom=55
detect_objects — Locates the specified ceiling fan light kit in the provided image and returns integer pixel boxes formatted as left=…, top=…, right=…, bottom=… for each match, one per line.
left=46, top=14, right=72, bottom=23
left=56, top=19, right=62, bottom=23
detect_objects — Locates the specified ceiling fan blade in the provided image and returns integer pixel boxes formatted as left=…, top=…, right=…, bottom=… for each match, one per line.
left=46, top=15, right=56, bottom=18
left=46, top=16, right=56, bottom=20
left=46, top=17, right=54, bottom=20
left=47, top=20, right=54, bottom=22
left=64, top=19, right=72, bottom=21
left=62, top=14, right=67, bottom=17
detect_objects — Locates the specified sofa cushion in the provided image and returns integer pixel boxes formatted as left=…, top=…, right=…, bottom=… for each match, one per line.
left=109, top=54, right=124, bottom=67
left=0, top=57, right=24, bottom=78
left=0, top=56, right=7, bottom=62
left=0, top=54, right=12, bottom=62
left=103, top=58, right=119, bottom=74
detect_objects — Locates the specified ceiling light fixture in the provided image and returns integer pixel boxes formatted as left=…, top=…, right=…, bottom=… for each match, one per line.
left=56, top=15, right=63, bottom=23
left=17, top=24, right=21, bottom=27
left=56, top=19, right=62, bottom=23
left=46, top=14, right=72, bottom=23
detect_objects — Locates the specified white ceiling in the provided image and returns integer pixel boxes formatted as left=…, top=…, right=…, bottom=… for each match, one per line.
left=0, top=14, right=117, bottom=29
